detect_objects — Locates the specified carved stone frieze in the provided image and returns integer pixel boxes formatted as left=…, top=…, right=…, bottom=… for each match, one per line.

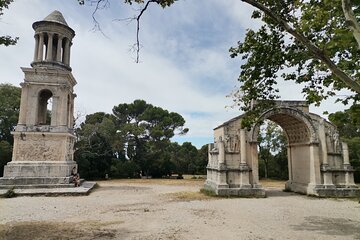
left=12, top=133, right=74, bottom=162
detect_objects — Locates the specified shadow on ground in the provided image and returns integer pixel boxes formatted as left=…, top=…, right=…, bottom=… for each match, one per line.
left=291, top=216, right=360, bottom=239
left=93, top=185, right=150, bottom=192
left=265, top=188, right=297, bottom=197
left=0, top=221, right=125, bottom=240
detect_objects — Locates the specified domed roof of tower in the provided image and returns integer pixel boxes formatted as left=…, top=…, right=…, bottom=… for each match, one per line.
left=43, top=10, right=68, bottom=26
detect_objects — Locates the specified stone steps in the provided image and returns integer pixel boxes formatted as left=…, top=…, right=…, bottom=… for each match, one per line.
left=0, top=181, right=96, bottom=196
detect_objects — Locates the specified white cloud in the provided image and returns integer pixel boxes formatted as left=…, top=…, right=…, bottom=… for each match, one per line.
left=0, top=0, right=349, bottom=149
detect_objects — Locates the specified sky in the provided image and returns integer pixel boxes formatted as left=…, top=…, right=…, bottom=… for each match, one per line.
left=0, top=0, right=350, bottom=148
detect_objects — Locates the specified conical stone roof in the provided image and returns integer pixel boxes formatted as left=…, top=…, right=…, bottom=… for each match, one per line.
left=43, top=10, right=68, bottom=26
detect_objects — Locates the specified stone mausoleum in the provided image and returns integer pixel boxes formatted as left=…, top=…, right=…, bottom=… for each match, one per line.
left=205, top=101, right=360, bottom=197
left=0, top=11, right=94, bottom=194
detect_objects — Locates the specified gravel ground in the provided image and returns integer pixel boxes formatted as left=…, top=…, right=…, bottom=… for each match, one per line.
left=0, top=179, right=359, bottom=240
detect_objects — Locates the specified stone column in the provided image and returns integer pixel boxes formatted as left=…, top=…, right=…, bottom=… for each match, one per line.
left=250, top=141, right=261, bottom=187
left=216, top=140, right=228, bottom=188
left=50, top=95, right=58, bottom=126
left=307, top=143, right=321, bottom=194
left=37, top=33, right=44, bottom=61
left=63, top=38, right=71, bottom=65
left=33, top=34, right=39, bottom=62
left=239, top=129, right=250, bottom=188
left=342, top=142, right=350, bottom=165
left=60, top=95, right=68, bottom=127
left=46, top=33, right=54, bottom=61
left=69, top=96, right=75, bottom=128
left=319, top=121, right=334, bottom=187
left=319, top=120, right=328, bottom=165
left=285, top=145, right=293, bottom=191
left=240, top=129, right=247, bottom=164
left=342, top=142, right=355, bottom=187
left=218, top=140, right=225, bottom=166
left=287, top=145, right=293, bottom=181
left=18, top=83, right=29, bottom=125
left=56, top=36, right=63, bottom=62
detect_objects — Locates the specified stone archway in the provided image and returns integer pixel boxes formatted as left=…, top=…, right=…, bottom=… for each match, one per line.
left=204, top=101, right=360, bottom=197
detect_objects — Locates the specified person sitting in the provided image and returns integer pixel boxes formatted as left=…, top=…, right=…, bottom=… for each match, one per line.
left=74, top=173, right=80, bottom=187
left=71, top=167, right=80, bottom=187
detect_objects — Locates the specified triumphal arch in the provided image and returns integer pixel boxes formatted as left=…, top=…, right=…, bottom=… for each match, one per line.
left=205, top=101, right=360, bottom=197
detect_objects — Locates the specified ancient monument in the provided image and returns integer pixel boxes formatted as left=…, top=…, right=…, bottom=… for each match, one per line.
left=0, top=11, right=93, bottom=193
left=205, top=101, right=360, bottom=197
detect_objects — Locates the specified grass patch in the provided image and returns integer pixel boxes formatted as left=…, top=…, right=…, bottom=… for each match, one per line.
left=200, top=188, right=217, bottom=197
left=260, top=179, right=286, bottom=188
left=1, top=188, right=16, bottom=198
left=99, top=178, right=205, bottom=187
left=166, top=189, right=218, bottom=202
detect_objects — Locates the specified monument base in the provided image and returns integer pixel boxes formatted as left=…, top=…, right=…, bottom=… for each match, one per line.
left=204, top=180, right=266, bottom=197
left=0, top=161, right=96, bottom=196
left=285, top=181, right=360, bottom=197
left=0, top=161, right=76, bottom=185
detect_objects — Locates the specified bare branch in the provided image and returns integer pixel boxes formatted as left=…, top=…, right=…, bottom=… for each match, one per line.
left=134, top=0, right=159, bottom=63
left=90, top=0, right=110, bottom=38
left=89, top=0, right=159, bottom=62
left=241, top=0, right=360, bottom=94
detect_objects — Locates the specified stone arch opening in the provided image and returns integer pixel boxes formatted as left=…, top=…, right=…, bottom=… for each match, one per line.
left=256, top=120, right=288, bottom=181
left=250, top=107, right=318, bottom=194
left=37, top=89, right=53, bottom=125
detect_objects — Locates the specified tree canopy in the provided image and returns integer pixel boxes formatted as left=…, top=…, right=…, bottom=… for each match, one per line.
left=0, top=0, right=18, bottom=46
left=0, top=83, right=20, bottom=176
left=0, top=83, right=21, bottom=144
left=230, top=0, right=360, bottom=115
left=329, top=104, right=360, bottom=182
left=258, top=121, right=288, bottom=180
left=74, top=99, right=205, bottom=179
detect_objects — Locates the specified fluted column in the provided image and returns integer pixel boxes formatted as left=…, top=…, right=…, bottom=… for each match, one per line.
left=60, top=90, right=68, bottom=126
left=37, top=33, right=44, bottom=61
left=240, top=129, right=247, bottom=164
left=18, top=83, right=29, bottom=125
left=33, top=34, right=39, bottom=62
left=46, top=33, right=54, bottom=61
left=56, top=36, right=63, bottom=62
left=342, top=142, right=350, bottom=165
left=63, top=38, right=71, bottom=65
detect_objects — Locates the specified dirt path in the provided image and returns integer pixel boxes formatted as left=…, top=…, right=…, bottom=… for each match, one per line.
left=1, top=179, right=359, bottom=240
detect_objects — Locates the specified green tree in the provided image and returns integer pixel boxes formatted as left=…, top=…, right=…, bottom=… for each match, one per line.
left=0, top=140, right=12, bottom=177
left=329, top=105, right=360, bottom=182
left=229, top=0, right=360, bottom=125
left=0, top=0, right=18, bottom=46
left=75, top=100, right=188, bottom=179
left=196, top=144, right=209, bottom=175
left=176, top=142, right=198, bottom=176
left=112, top=99, right=188, bottom=177
left=74, top=112, right=117, bottom=179
left=328, top=104, right=360, bottom=138
left=0, top=83, right=21, bottom=144
left=0, top=83, right=20, bottom=175
left=258, top=121, right=288, bottom=179
left=75, top=132, right=113, bottom=179
left=166, top=141, right=205, bottom=177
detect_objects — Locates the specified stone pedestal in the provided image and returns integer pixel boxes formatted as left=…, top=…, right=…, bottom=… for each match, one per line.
left=0, top=131, right=77, bottom=188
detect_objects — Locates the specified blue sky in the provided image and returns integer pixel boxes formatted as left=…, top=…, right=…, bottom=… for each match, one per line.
left=0, top=0, right=349, bottom=148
